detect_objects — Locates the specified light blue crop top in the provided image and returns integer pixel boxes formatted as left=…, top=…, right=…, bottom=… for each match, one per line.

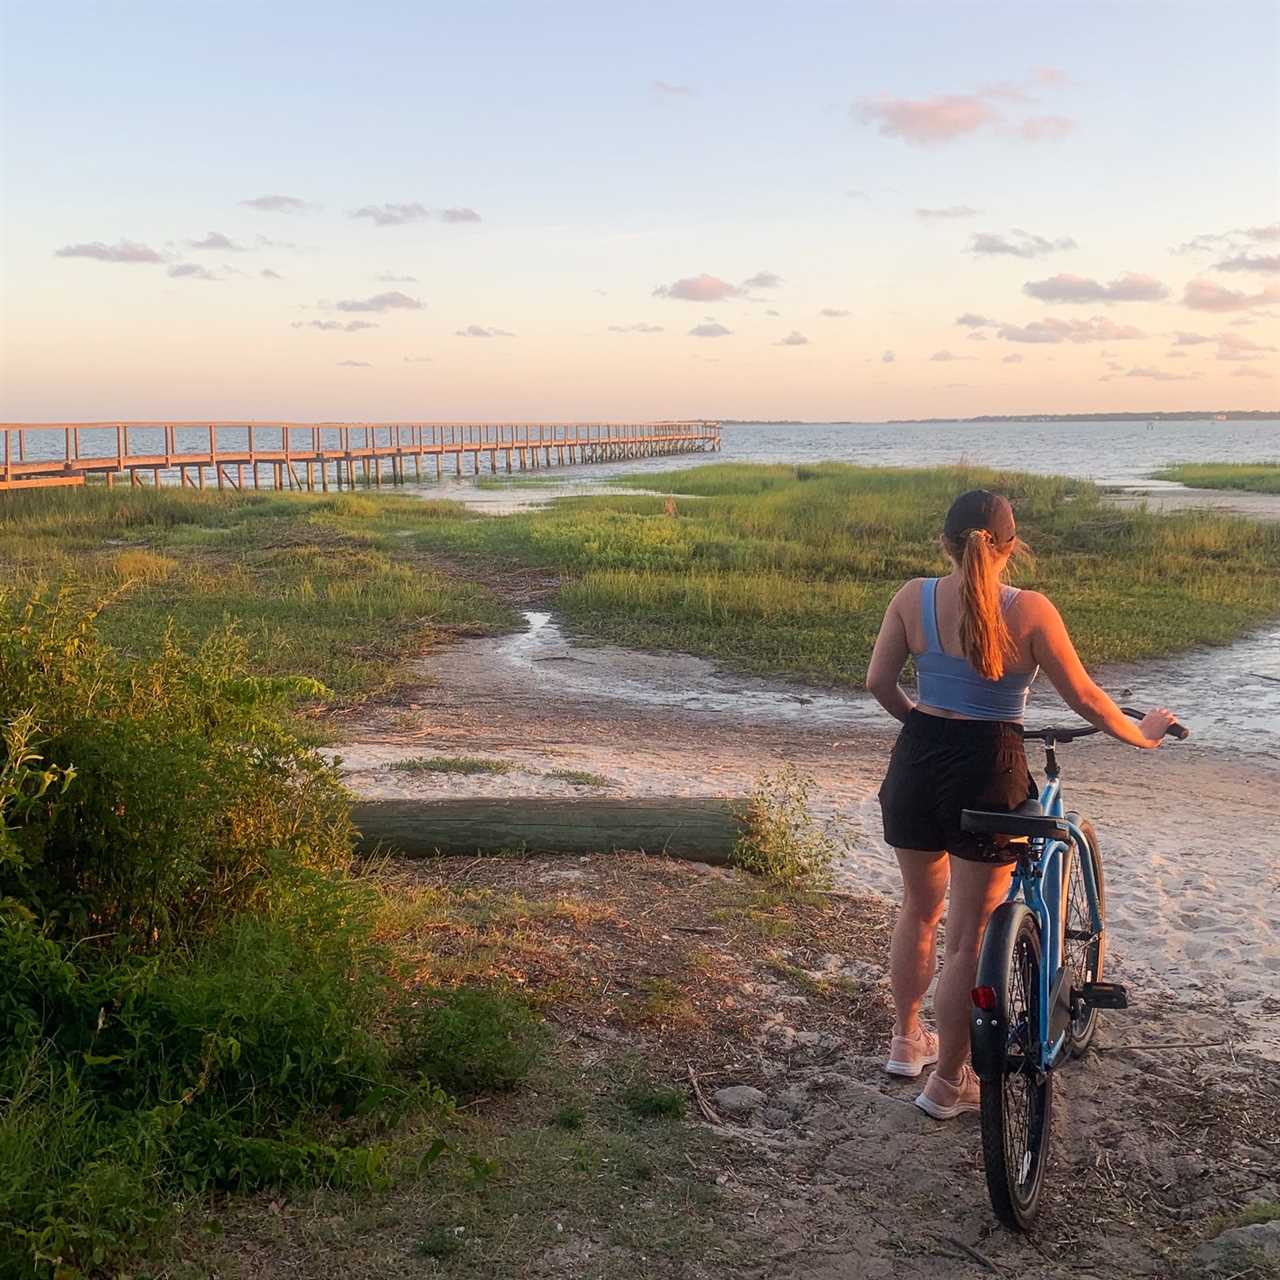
left=915, top=577, right=1038, bottom=722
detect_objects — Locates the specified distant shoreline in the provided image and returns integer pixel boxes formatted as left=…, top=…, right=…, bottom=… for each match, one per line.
left=721, top=410, right=1278, bottom=426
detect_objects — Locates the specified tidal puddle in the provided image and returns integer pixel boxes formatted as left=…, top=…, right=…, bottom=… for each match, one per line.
left=498, top=611, right=1277, bottom=760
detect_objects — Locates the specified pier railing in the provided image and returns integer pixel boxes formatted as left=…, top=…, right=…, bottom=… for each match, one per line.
left=0, top=421, right=721, bottom=492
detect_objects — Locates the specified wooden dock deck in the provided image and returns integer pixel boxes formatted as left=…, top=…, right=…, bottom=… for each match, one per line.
left=0, top=421, right=721, bottom=492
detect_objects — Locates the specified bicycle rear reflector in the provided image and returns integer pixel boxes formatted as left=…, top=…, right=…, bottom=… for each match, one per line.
left=972, top=985, right=998, bottom=1011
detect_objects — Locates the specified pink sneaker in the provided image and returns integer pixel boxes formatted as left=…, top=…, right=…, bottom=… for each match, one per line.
left=914, top=1065, right=981, bottom=1119
left=885, top=1025, right=939, bottom=1078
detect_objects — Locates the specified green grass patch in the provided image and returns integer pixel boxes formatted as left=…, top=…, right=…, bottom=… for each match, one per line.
left=0, top=487, right=518, bottom=705
left=620, top=1081, right=688, bottom=1121
left=545, top=767, right=612, bottom=787
left=390, top=755, right=514, bottom=776
left=1153, top=462, right=1280, bottom=493
left=402, top=461, right=1280, bottom=683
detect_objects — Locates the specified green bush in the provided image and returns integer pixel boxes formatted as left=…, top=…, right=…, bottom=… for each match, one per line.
left=395, top=985, right=544, bottom=1096
left=733, top=764, right=837, bottom=889
left=0, top=590, right=538, bottom=1277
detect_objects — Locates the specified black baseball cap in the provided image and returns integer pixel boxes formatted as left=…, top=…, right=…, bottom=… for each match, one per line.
left=944, top=489, right=1016, bottom=545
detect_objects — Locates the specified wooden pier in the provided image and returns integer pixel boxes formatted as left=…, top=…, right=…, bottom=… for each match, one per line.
left=0, top=421, right=721, bottom=492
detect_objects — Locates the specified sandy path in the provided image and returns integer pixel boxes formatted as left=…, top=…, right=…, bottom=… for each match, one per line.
left=339, top=613, right=1280, bottom=1057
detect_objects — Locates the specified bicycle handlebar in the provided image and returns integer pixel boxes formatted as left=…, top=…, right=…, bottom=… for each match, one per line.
left=1022, top=706, right=1189, bottom=743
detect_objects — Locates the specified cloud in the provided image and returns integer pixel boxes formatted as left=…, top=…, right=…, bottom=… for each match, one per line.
left=998, top=315, right=1146, bottom=343
left=966, top=331, right=988, bottom=341
left=441, top=207, right=482, bottom=223
left=653, top=273, right=743, bottom=302
left=857, top=80, right=1074, bottom=147
left=333, top=290, right=423, bottom=313
left=1125, top=365, right=1193, bottom=381
left=455, top=324, right=514, bottom=337
left=240, top=194, right=313, bottom=214
left=775, top=331, right=810, bottom=346
left=689, top=322, right=732, bottom=338
left=1182, top=279, right=1280, bottom=312
left=292, top=319, right=379, bottom=332
left=1002, top=353, right=1024, bottom=364
left=404, top=356, right=432, bottom=363
left=742, top=270, right=783, bottom=289
left=1019, top=115, right=1075, bottom=142
left=1214, top=252, right=1280, bottom=275
left=1249, top=224, right=1280, bottom=241
left=187, top=231, right=247, bottom=252
left=845, top=188, right=870, bottom=199
left=1171, top=330, right=1212, bottom=345
left=337, top=360, right=372, bottom=367
left=930, top=349, right=963, bottom=361
left=652, top=80, right=693, bottom=96
left=260, top=268, right=284, bottom=280
left=819, top=307, right=850, bottom=318
left=1216, top=332, right=1277, bottom=361
left=376, top=271, right=418, bottom=283
left=1166, top=350, right=1188, bottom=358
left=1233, top=365, right=1272, bottom=378
left=1023, top=272, right=1168, bottom=303
left=352, top=202, right=431, bottom=226
left=857, top=93, right=999, bottom=145
left=168, top=263, right=217, bottom=280
left=765, top=308, right=780, bottom=317
left=1034, top=66, right=1069, bottom=85
left=53, top=239, right=164, bottom=263
left=956, top=312, right=996, bottom=328
left=968, top=229, right=1076, bottom=258
left=916, top=205, right=979, bottom=219
left=609, top=322, right=665, bottom=334
left=882, top=349, right=895, bottom=363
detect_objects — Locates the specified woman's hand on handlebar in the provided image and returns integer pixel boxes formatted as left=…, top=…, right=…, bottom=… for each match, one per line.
left=1137, top=706, right=1179, bottom=748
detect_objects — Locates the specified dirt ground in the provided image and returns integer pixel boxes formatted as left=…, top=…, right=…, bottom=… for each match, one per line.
left=172, top=854, right=1278, bottom=1280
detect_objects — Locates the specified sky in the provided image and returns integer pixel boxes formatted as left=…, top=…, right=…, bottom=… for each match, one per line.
left=2, top=0, right=1277, bottom=422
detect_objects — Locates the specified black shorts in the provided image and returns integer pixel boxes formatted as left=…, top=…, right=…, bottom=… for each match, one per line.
left=878, top=709, right=1037, bottom=863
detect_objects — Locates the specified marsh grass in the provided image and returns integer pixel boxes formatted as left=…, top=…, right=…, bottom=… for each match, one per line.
left=1153, top=462, right=1280, bottom=494
left=545, top=767, right=613, bottom=787
left=0, top=487, right=517, bottom=704
left=404, top=462, right=1280, bottom=684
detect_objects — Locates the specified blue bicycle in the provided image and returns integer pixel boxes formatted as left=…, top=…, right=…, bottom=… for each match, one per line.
left=963, top=707, right=1188, bottom=1230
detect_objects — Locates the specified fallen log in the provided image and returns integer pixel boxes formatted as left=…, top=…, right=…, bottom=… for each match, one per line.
left=350, top=796, right=746, bottom=863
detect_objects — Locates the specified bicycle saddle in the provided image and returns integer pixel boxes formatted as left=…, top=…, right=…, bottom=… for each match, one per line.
left=960, top=798, right=1070, bottom=843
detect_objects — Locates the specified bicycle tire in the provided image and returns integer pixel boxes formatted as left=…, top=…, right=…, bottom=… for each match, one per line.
left=976, top=902, right=1054, bottom=1231
left=1064, top=814, right=1105, bottom=1056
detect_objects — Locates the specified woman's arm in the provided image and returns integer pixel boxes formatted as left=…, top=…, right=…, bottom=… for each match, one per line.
left=1024, top=592, right=1175, bottom=748
left=866, top=583, right=917, bottom=723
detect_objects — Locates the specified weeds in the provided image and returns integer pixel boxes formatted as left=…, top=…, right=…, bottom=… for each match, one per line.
left=545, top=768, right=612, bottom=787
left=621, top=1082, right=687, bottom=1120
left=390, top=756, right=514, bottom=776
left=732, top=764, right=838, bottom=889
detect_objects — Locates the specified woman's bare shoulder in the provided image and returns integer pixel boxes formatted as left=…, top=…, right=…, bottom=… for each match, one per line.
left=1009, top=589, right=1062, bottom=627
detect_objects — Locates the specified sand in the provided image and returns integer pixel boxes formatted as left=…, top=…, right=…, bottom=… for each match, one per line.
left=338, top=611, right=1280, bottom=1059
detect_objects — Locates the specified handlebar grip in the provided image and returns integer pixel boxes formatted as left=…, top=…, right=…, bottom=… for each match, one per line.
left=1119, top=706, right=1189, bottom=740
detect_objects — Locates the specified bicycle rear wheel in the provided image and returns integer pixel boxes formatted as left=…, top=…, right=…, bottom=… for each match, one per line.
left=1064, top=814, right=1105, bottom=1056
left=975, top=903, right=1054, bottom=1231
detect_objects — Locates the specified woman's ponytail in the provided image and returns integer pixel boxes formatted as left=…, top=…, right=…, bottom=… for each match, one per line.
left=957, top=528, right=1012, bottom=680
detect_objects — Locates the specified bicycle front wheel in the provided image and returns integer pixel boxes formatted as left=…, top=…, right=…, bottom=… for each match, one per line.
left=975, top=903, right=1054, bottom=1231
left=1064, top=814, right=1105, bottom=1056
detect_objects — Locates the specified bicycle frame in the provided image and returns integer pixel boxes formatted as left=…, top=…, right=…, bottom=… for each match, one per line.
left=1004, top=771, right=1104, bottom=1074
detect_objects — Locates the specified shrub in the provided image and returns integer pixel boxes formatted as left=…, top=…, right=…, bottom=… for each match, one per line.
left=733, top=764, right=838, bottom=889
left=395, top=986, right=544, bottom=1096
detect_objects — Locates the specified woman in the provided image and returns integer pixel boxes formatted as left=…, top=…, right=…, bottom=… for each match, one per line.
left=865, top=489, right=1176, bottom=1120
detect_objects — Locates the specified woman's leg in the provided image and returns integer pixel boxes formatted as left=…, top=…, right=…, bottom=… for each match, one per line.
left=890, top=848, right=950, bottom=1038
left=934, top=856, right=1015, bottom=1079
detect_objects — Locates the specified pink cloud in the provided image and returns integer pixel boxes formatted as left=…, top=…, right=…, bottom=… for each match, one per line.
left=1034, top=67, right=1069, bottom=85
left=1214, top=252, right=1280, bottom=274
left=653, top=273, right=743, bottom=302
left=998, top=315, right=1146, bottom=344
left=1182, top=279, right=1280, bottom=312
left=857, top=94, right=998, bottom=145
left=1216, top=332, right=1277, bottom=361
left=1233, top=366, right=1272, bottom=379
left=1023, top=272, right=1168, bottom=304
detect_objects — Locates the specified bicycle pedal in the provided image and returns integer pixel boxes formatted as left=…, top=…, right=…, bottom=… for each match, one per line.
left=1079, top=981, right=1128, bottom=1010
